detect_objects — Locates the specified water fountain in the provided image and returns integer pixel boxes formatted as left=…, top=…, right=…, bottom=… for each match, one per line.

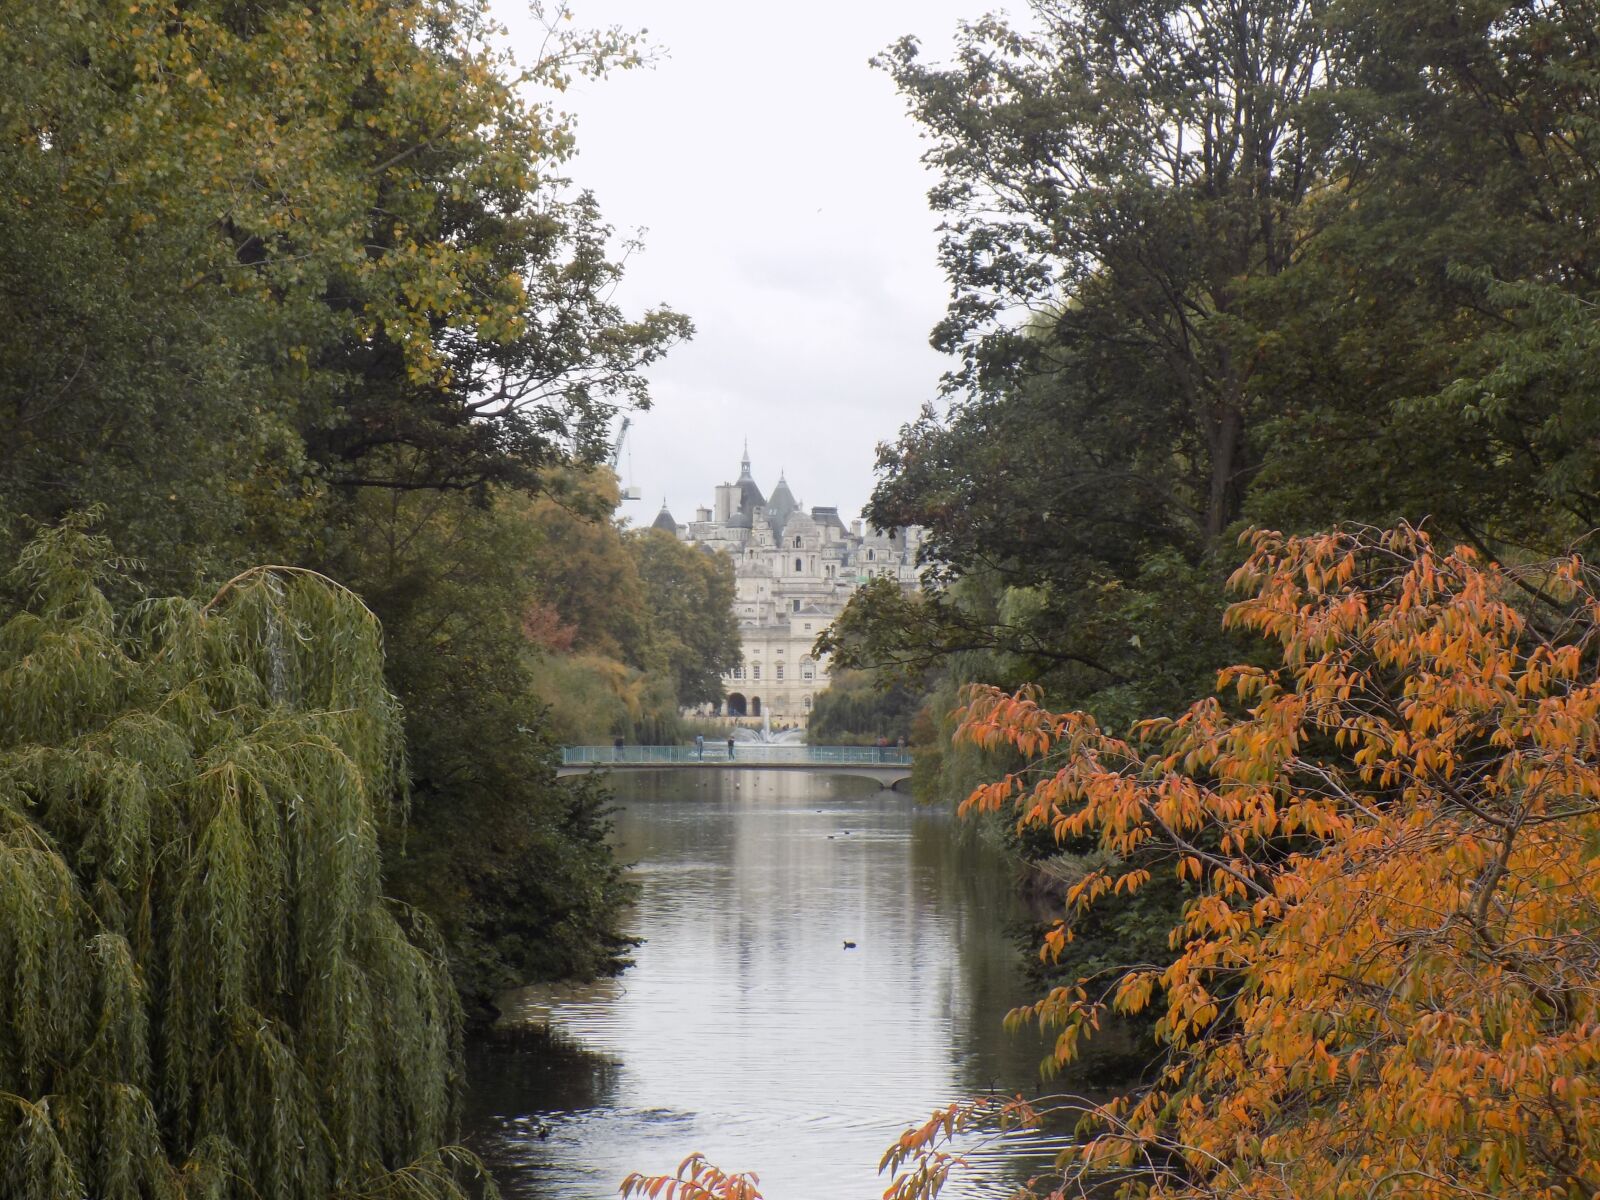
left=731, top=711, right=806, bottom=745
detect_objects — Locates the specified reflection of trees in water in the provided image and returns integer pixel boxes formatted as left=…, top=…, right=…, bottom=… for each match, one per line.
left=907, top=807, right=1034, bottom=1085
left=905, top=804, right=1147, bottom=1196
left=463, top=773, right=1145, bottom=1198
left=463, top=1028, right=621, bottom=1134
left=900, top=807, right=1071, bottom=1198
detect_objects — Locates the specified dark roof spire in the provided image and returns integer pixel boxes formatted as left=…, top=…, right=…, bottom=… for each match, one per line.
left=735, top=441, right=764, bottom=512
left=766, top=472, right=798, bottom=539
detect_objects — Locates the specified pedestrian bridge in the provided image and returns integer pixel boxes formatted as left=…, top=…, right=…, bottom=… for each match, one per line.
left=557, top=745, right=913, bottom=790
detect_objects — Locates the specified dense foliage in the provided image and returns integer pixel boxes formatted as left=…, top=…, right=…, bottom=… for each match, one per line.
left=814, top=0, right=1600, bottom=1013
left=331, top=482, right=621, bottom=1016
left=0, top=0, right=713, bottom=1030
left=0, top=0, right=688, bottom=576
left=0, top=520, right=480, bottom=1199
left=834, top=0, right=1600, bottom=728
left=496, top=471, right=740, bottom=745
left=888, top=526, right=1600, bottom=1200
left=630, top=529, right=743, bottom=710
left=805, top=667, right=922, bottom=745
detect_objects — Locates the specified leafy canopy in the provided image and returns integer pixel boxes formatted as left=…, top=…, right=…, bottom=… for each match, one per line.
left=1, top=0, right=687, bottom=1026
left=0, top=0, right=690, bottom=573
left=0, top=518, right=483, bottom=1200
left=890, top=525, right=1600, bottom=1199
left=628, top=529, right=741, bottom=710
left=876, top=0, right=1335, bottom=545
left=840, top=0, right=1600, bottom=735
left=332, top=482, right=638, bottom=1015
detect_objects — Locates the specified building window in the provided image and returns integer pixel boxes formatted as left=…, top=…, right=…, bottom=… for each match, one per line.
left=776, top=664, right=784, bottom=680
left=792, top=598, right=801, bottom=612
left=732, top=666, right=743, bottom=680
left=752, top=664, right=761, bottom=680
left=801, top=658, right=815, bottom=681
left=803, top=694, right=812, bottom=710
left=794, top=536, right=802, bottom=548
left=803, top=623, right=811, bottom=632
left=794, top=557, right=803, bottom=572
left=867, top=549, right=875, bottom=561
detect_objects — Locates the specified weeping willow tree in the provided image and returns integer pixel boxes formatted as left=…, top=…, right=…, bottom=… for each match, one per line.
left=0, top=518, right=491, bottom=1199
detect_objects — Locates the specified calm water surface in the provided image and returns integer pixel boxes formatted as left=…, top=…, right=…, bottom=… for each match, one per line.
left=464, top=771, right=1094, bottom=1199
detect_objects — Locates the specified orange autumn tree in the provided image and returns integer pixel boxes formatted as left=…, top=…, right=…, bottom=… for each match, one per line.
left=621, top=1153, right=763, bottom=1200
left=883, top=524, right=1600, bottom=1200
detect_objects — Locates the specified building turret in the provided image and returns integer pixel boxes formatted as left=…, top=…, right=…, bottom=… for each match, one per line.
left=766, top=471, right=798, bottom=540
left=736, top=443, right=766, bottom=515
left=651, top=500, right=678, bottom=533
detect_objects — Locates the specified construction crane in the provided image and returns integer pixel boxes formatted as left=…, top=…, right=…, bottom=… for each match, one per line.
left=609, top=416, right=642, bottom=501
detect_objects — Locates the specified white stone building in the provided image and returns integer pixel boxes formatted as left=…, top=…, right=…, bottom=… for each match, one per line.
left=650, top=446, right=923, bottom=724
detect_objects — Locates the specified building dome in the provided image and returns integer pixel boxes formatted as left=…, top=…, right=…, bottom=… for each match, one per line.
left=651, top=501, right=678, bottom=533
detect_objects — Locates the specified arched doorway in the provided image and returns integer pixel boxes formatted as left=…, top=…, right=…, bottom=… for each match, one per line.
left=751, top=696, right=762, bottom=717
left=726, top=692, right=747, bottom=717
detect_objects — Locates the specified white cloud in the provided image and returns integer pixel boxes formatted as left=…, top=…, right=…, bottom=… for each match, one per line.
left=493, top=0, right=1013, bottom=522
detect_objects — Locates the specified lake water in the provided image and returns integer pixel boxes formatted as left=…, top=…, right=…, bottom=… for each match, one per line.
left=464, top=770, right=1107, bottom=1199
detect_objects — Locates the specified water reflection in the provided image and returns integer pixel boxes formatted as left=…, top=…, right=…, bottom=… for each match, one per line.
left=464, top=770, right=1090, bottom=1198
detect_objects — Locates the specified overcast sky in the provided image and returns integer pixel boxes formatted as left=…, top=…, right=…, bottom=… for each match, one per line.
left=491, top=0, right=1014, bottom=525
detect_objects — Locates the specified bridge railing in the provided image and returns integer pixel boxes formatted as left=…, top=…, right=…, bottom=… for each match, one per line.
left=560, top=745, right=913, bottom=767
